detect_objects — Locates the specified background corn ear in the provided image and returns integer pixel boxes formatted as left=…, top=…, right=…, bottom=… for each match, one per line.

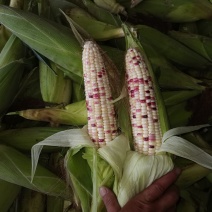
left=39, top=60, right=72, bottom=105
left=137, top=25, right=211, bottom=69
left=169, top=30, right=212, bottom=62
left=64, top=6, right=124, bottom=40
left=9, top=100, right=87, bottom=126
left=130, top=0, right=212, bottom=22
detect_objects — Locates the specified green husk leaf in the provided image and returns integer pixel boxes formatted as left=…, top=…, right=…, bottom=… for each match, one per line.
left=117, top=152, right=173, bottom=206
left=0, top=6, right=83, bottom=82
left=132, top=0, right=212, bottom=22
left=31, top=127, right=130, bottom=211
left=0, top=34, right=24, bottom=68
left=31, top=127, right=94, bottom=180
left=46, top=196, right=64, bottom=212
left=65, top=147, right=92, bottom=212
left=158, top=125, right=212, bottom=169
left=0, top=127, right=66, bottom=152
left=83, top=0, right=120, bottom=26
left=137, top=25, right=211, bottom=69
left=63, top=6, right=124, bottom=40
left=167, top=102, right=193, bottom=128
left=0, top=180, right=21, bottom=212
left=0, top=61, right=24, bottom=116
left=39, top=60, right=72, bottom=104
left=169, top=30, right=212, bottom=62
left=10, top=100, right=87, bottom=126
left=162, top=90, right=202, bottom=106
left=0, top=145, right=70, bottom=199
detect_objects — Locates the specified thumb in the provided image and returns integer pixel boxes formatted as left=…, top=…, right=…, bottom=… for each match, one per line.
left=99, top=187, right=121, bottom=212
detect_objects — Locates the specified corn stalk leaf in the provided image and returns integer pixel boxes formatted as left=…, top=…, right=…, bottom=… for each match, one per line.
left=0, top=145, right=70, bottom=199
left=0, top=6, right=83, bottom=82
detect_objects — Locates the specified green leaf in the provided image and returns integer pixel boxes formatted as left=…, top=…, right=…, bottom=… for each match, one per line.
left=0, top=6, right=83, bottom=82
left=65, top=147, right=92, bottom=212
left=0, top=145, right=70, bottom=199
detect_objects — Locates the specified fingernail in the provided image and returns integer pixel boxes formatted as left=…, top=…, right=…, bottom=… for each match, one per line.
left=174, top=167, right=181, bottom=175
left=99, top=187, right=108, bottom=197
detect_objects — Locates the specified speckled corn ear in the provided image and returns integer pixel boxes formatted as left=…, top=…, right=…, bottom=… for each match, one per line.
left=82, top=41, right=118, bottom=148
left=125, top=48, right=162, bottom=155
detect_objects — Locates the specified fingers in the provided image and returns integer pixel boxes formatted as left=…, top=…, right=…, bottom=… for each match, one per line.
left=99, top=187, right=121, bottom=212
left=141, top=168, right=181, bottom=202
left=157, top=185, right=180, bottom=210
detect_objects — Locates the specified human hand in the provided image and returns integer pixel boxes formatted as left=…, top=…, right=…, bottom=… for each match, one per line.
left=100, top=168, right=181, bottom=212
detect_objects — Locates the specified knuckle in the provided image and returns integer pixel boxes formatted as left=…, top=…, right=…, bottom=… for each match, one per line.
left=145, top=184, right=165, bottom=202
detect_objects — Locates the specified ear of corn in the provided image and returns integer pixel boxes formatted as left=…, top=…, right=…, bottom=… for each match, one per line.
left=83, top=0, right=120, bottom=26
left=125, top=47, right=163, bottom=154
left=116, top=23, right=174, bottom=206
left=82, top=40, right=118, bottom=148
left=137, top=25, right=211, bottom=69
left=39, top=60, right=72, bottom=105
left=9, top=100, right=87, bottom=127
left=131, top=0, right=212, bottom=22
left=93, top=0, right=126, bottom=15
left=169, top=30, right=212, bottom=62
left=64, top=6, right=124, bottom=40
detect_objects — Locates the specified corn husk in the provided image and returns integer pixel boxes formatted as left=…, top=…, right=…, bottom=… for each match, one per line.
left=169, top=30, right=212, bottom=62
left=0, top=180, right=21, bottom=212
left=46, top=196, right=64, bottom=212
left=93, top=0, right=126, bottom=15
left=0, top=127, right=67, bottom=152
left=0, top=5, right=83, bottom=83
left=137, top=25, right=211, bottom=69
left=83, top=0, right=120, bottom=26
left=8, top=100, right=87, bottom=127
left=39, top=60, right=72, bottom=104
left=162, top=90, right=202, bottom=106
left=0, top=145, right=70, bottom=199
left=131, top=0, right=212, bottom=22
left=63, top=6, right=124, bottom=40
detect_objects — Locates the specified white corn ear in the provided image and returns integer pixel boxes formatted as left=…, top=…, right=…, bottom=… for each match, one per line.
left=82, top=41, right=118, bottom=148
left=125, top=48, right=162, bottom=155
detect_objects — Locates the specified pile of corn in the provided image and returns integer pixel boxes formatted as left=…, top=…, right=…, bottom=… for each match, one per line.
left=0, top=0, right=212, bottom=211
